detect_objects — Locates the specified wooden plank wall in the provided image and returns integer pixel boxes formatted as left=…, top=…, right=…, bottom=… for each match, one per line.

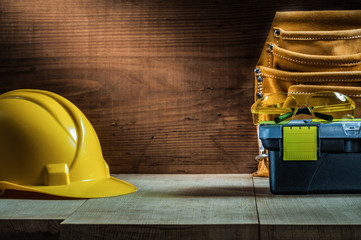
left=0, top=0, right=359, bottom=173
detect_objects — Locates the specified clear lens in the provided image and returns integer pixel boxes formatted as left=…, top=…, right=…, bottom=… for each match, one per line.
left=308, top=91, right=355, bottom=122
left=251, top=93, right=297, bottom=124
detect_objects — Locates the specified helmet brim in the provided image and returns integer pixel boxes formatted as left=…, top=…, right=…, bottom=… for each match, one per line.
left=0, top=176, right=136, bottom=199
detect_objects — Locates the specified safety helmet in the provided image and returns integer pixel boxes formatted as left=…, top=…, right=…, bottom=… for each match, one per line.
left=0, top=89, right=136, bottom=198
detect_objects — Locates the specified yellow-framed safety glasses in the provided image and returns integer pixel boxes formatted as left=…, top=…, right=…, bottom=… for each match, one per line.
left=251, top=91, right=355, bottom=125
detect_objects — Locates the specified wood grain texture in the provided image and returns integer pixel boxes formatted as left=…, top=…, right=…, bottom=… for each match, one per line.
left=1, top=174, right=361, bottom=239
left=253, top=177, right=361, bottom=240
left=261, top=225, right=361, bottom=240
left=0, top=198, right=85, bottom=239
left=1, top=0, right=361, bottom=173
left=0, top=220, right=61, bottom=240
left=61, top=224, right=257, bottom=240
left=0, top=199, right=85, bottom=219
left=60, top=174, right=259, bottom=240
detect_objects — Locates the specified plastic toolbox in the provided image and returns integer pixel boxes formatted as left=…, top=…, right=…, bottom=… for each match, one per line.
left=259, top=119, right=361, bottom=194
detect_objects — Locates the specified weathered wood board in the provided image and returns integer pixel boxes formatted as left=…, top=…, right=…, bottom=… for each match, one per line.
left=0, top=197, right=85, bottom=239
left=253, top=177, right=361, bottom=240
left=60, top=174, right=259, bottom=240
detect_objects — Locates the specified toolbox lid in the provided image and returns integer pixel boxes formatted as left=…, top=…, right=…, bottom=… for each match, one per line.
left=260, top=119, right=361, bottom=139
left=259, top=120, right=361, bottom=156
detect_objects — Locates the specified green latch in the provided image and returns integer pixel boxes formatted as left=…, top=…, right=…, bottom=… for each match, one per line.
left=283, top=126, right=317, bottom=161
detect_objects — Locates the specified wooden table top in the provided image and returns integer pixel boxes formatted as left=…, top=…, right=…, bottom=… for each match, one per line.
left=0, top=174, right=360, bottom=240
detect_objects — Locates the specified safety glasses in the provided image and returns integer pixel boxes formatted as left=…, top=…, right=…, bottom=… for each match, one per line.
left=251, top=91, right=355, bottom=125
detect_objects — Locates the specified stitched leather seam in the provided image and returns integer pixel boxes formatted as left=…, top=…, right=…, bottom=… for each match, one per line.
left=255, top=71, right=263, bottom=98
left=275, top=36, right=280, bottom=46
left=281, top=35, right=361, bottom=40
left=262, top=73, right=361, bottom=82
left=273, top=52, right=361, bottom=65
left=288, top=91, right=361, bottom=97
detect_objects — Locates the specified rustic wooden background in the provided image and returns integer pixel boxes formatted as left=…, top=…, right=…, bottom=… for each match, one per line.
left=0, top=0, right=360, bottom=174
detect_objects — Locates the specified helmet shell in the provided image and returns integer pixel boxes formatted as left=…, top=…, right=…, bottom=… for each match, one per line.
left=0, top=89, right=136, bottom=198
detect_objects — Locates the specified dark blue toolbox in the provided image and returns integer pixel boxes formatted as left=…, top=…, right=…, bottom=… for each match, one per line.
left=259, top=119, right=361, bottom=194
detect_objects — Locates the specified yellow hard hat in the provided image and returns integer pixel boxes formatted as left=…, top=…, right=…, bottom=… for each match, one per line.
left=0, top=89, right=136, bottom=198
